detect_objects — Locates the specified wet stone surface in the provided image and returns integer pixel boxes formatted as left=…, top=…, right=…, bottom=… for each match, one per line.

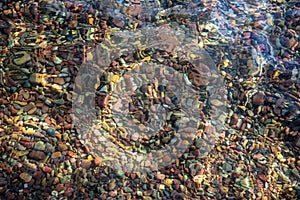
left=0, top=0, right=300, bottom=200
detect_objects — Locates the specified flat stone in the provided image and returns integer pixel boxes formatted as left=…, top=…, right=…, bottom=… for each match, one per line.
left=210, top=99, right=224, bottom=107
left=58, top=143, right=68, bottom=151
left=29, top=150, right=46, bottom=160
left=53, top=77, right=65, bottom=85
left=19, top=172, right=32, bottom=183
left=42, top=166, right=52, bottom=173
left=51, top=151, right=62, bottom=159
left=53, top=98, right=65, bottom=105
left=23, top=102, right=35, bottom=113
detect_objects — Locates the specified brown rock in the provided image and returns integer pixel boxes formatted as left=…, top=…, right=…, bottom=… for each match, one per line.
left=23, top=102, right=35, bottom=112
left=81, top=159, right=91, bottom=169
left=33, top=170, right=44, bottom=180
left=29, top=150, right=46, bottom=160
left=27, top=105, right=37, bottom=115
left=126, top=4, right=141, bottom=17
left=35, top=102, right=44, bottom=107
left=51, top=151, right=62, bottom=159
left=252, top=91, right=265, bottom=105
left=64, top=186, right=74, bottom=197
left=53, top=77, right=65, bottom=85
left=19, top=172, right=32, bottom=183
left=58, top=142, right=68, bottom=151
left=97, top=93, right=110, bottom=109
left=42, top=166, right=52, bottom=173
left=111, top=18, right=125, bottom=28
left=64, top=124, right=72, bottom=129
left=10, top=105, right=19, bottom=115
left=230, top=113, right=239, bottom=126
left=258, top=173, right=267, bottom=182
left=19, top=140, right=32, bottom=148
left=41, top=105, right=49, bottom=114
left=56, top=183, right=66, bottom=192
left=193, top=149, right=201, bottom=156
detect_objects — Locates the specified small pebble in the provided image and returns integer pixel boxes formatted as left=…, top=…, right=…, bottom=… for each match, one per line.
left=51, top=151, right=62, bottom=159
left=81, top=159, right=91, bottom=169
left=34, top=141, right=46, bottom=151
left=46, top=127, right=56, bottom=136
left=19, top=172, right=32, bottom=183
left=253, top=91, right=265, bottom=105
left=57, top=143, right=68, bottom=151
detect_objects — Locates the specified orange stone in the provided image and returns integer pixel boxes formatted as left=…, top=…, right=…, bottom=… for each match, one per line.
left=94, top=156, right=102, bottom=167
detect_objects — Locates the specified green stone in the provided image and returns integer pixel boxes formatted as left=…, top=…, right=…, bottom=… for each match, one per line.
left=124, top=187, right=133, bottom=193
left=116, top=170, right=125, bottom=178
left=53, top=98, right=65, bottom=105
left=34, top=141, right=46, bottom=151
left=137, top=191, right=143, bottom=196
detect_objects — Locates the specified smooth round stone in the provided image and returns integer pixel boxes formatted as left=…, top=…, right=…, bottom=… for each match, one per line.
left=46, top=127, right=56, bottom=136
left=253, top=91, right=265, bottom=105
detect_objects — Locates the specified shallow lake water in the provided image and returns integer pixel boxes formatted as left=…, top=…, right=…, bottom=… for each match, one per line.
left=0, top=0, right=300, bottom=199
